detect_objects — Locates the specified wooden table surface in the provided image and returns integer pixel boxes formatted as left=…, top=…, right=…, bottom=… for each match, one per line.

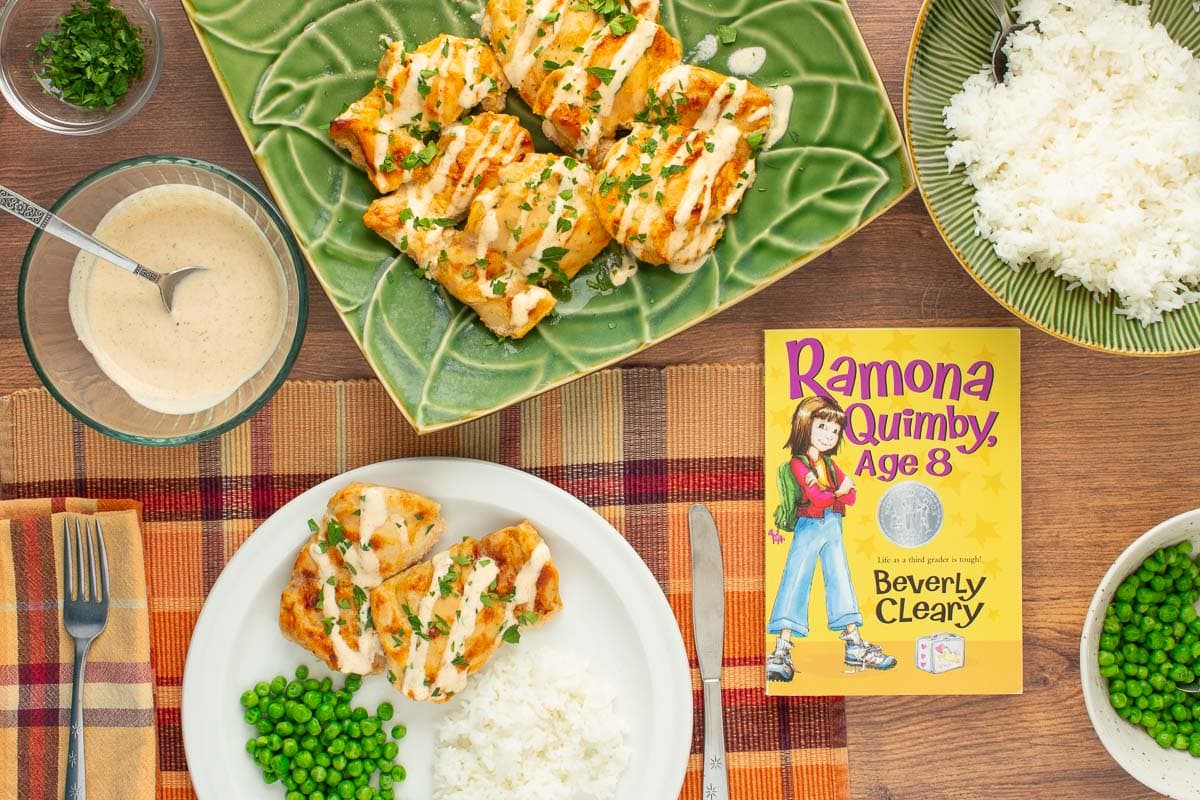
left=2, top=1, right=1197, bottom=797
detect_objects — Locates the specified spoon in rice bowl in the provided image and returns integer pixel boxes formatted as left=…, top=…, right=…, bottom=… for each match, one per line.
left=986, top=0, right=1035, bottom=82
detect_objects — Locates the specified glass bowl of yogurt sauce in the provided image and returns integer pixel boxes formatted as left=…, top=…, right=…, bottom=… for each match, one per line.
left=19, top=155, right=308, bottom=445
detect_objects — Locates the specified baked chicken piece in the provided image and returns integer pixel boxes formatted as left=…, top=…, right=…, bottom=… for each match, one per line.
left=362, top=112, right=534, bottom=270
left=279, top=483, right=445, bottom=674
left=330, top=34, right=509, bottom=193
left=371, top=521, right=562, bottom=703
left=368, top=150, right=611, bottom=339
left=483, top=0, right=681, bottom=165
left=593, top=65, right=773, bottom=271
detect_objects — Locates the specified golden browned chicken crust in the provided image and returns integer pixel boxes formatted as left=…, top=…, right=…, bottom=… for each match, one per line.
left=483, top=0, right=681, bottom=165
left=371, top=521, right=562, bottom=703
left=330, top=35, right=509, bottom=193
left=279, top=483, right=445, bottom=674
left=593, top=65, right=772, bottom=270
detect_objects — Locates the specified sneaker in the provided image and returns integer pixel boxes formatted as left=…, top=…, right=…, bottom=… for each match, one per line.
left=766, top=645, right=795, bottom=682
left=842, top=638, right=897, bottom=670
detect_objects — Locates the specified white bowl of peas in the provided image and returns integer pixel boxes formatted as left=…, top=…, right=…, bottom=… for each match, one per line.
left=1082, top=508, right=1200, bottom=799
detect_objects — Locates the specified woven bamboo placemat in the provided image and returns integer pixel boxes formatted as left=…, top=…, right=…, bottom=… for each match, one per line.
left=0, top=365, right=847, bottom=800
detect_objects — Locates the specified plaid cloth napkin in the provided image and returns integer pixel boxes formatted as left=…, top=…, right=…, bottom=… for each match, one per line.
left=0, top=498, right=156, bottom=800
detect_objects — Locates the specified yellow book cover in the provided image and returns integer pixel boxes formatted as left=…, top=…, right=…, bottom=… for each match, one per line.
left=763, top=328, right=1022, bottom=696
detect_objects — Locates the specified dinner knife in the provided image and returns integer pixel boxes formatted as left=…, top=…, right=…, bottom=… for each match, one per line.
left=689, top=503, right=729, bottom=800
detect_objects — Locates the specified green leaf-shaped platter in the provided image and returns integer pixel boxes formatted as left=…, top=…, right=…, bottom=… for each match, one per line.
left=906, top=0, right=1200, bottom=355
left=182, top=0, right=913, bottom=431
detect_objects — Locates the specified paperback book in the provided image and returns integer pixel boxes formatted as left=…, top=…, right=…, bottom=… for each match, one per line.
left=763, top=328, right=1022, bottom=695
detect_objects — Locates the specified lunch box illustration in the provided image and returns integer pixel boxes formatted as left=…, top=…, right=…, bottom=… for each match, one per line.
left=915, top=633, right=965, bottom=674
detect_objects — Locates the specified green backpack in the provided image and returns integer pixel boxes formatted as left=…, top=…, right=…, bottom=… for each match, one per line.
left=773, top=460, right=801, bottom=532
left=772, top=455, right=836, bottom=532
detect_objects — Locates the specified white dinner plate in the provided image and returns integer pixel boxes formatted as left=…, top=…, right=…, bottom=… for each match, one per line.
left=182, top=457, right=692, bottom=799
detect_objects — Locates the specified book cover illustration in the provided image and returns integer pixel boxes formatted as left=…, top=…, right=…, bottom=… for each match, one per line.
left=763, top=328, right=1022, bottom=696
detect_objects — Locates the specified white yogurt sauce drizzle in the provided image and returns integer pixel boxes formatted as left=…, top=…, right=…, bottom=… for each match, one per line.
left=726, top=46, right=766, bottom=77
left=764, top=85, right=793, bottom=149
left=310, top=538, right=381, bottom=675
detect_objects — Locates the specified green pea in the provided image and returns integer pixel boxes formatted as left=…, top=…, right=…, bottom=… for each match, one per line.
left=290, top=704, right=313, bottom=724
left=295, top=664, right=309, bottom=680
left=336, top=705, right=352, bottom=721
left=270, top=676, right=287, bottom=695
left=320, top=677, right=333, bottom=692
left=1111, top=692, right=1129, bottom=709
left=282, top=738, right=299, bottom=758
left=303, top=691, right=322, bottom=710
left=344, top=674, right=363, bottom=692
left=377, top=702, right=394, bottom=721
left=244, top=708, right=261, bottom=725
left=345, top=741, right=362, bottom=760
left=332, top=754, right=348, bottom=771
left=379, top=775, right=393, bottom=792
left=338, top=780, right=356, bottom=799
left=310, top=766, right=328, bottom=784
left=300, top=736, right=319, bottom=752
left=356, top=786, right=375, bottom=800
left=306, top=717, right=322, bottom=736
left=316, top=704, right=335, bottom=722
left=382, top=742, right=398, bottom=761
left=392, top=764, right=406, bottom=782
left=311, top=793, right=326, bottom=800
left=295, top=750, right=314, bottom=769
left=360, top=719, right=379, bottom=737
left=391, top=724, right=407, bottom=740
left=1173, top=704, right=1191, bottom=722
left=256, top=720, right=273, bottom=735
left=301, top=781, right=317, bottom=795
left=328, top=738, right=346, bottom=755
left=291, top=767, right=308, bottom=784
left=1157, top=730, right=1175, bottom=748
left=346, top=760, right=364, bottom=778
left=245, top=738, right=258, bottom=755
left=267, top=703, right=285, bottom=721
left=286, top=681, right=305, bottom=699
left=351, top=708, right=368, bottom=723
left=326, top=769, right=342, bottom=786
left=315, top=752, right=331, bottom=768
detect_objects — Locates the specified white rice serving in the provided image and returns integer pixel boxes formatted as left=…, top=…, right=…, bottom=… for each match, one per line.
left=943, top=0, right=1200, bottom=325
left=433, top=647, right=631, bottom=799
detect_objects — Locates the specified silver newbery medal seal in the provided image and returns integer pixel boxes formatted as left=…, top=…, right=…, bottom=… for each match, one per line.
left=877, top=481, right=943, bottom=548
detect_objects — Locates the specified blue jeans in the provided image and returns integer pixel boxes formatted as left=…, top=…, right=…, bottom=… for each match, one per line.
left=768, top=510, right=863, bottom=636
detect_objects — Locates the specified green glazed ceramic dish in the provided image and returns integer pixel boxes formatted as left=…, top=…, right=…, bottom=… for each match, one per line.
left=905, top=0, right=1200, bottom=356
left=183, top=0, right=913, bottom=431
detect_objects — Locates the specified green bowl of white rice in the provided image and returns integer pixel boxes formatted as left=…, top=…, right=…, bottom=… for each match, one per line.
left=905, top=0, right=1200, bottom=355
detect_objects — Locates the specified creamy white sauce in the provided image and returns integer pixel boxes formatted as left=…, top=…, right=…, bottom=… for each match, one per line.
left=310, top=541, right=380, bottom=675
left=542, top=28, right=609, bottom=121
left=68, top=185, right=286, bottom=416
left=403, top=551, right=453, bottom=700
left=764, top=85, right=793, bottom=148
left=356, top=487, right=390, bottom=543
left=431, top=557, right=500, bottom=696
left=611, top=248, right=639, bottom=287
left=668, top=123, right=742, bottom=260
left=500, top=542, right=550, bottom=631
left=685, top=34, right=718, bottom=64
left=506, top=0, right=564, bottom=86
left=457, top=42, right=482, bottom=109
left=727, top=46, right=766, bottom=77
left=510, top=286, right=552, bottom=328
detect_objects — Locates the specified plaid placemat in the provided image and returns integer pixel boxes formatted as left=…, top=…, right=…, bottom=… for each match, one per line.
left=0, top=366, right=848, bottom=800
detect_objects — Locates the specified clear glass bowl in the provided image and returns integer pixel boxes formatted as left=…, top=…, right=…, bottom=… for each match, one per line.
left=19, top=156, right=308, bottom=446
left=0, top=0, right=163, bottom=135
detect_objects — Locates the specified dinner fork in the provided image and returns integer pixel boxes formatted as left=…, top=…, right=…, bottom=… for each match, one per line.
left=62, top=517, right=110, bottom=800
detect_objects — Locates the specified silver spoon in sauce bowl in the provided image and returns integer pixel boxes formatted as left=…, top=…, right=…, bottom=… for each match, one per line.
left=986, top=0, right=1035, bottom=83
left=0, top=184, right=207, bottom=314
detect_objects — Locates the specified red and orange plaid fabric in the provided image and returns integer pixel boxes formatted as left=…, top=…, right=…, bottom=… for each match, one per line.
left=0, top=366, right=848, bottom=800
left=0, top=498, right=156, bottom=800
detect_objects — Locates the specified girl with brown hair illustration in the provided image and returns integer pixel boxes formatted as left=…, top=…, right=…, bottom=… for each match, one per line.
left=767, top=395, right=897, bottom=681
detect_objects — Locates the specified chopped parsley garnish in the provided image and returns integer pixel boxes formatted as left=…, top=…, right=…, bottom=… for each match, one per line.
left=321, top=617, right=335, bottom=635
left=661, top=163, right=687, bottom=179
left=451, top=554, right=474, bottom=566
left=337, top=597, right=351, bottom=610
left=452, top=654, right=469, bottom=668
left=586, top=66, right=617, bottom=85
left=716, top=24, right=738, bottom=44
left=352, top=585, right=368, bottom=608
left=380, top=153, right=397, bottom=172
left=556, top=217, right=573, bottom=234
left=518, top=611, right=540, bottom=626
left=326, top=518, right=347, bottom=551
left=307, top=519, right=319, bottom=532
left=501, top=625, right=522, bottom=644
left=563, top=156, right=578, bottom=170
left=33, top=0, right=146, bottom=111
left=597, top=172, right=618, bottom=195
left=438, top=568, right=460, bottom=598
left=491, top=278, right=508, bottom=295
left=747, top=130, right=766, bottom=152
left=609, top=12, right=638, bottom=36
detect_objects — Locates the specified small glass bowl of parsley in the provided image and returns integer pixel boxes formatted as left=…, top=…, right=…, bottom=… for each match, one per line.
left=0, top=0, right=162, bottom=135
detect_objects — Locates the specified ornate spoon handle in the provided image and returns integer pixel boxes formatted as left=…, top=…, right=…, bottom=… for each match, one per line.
left=0, top=184, right=162, bottom=283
